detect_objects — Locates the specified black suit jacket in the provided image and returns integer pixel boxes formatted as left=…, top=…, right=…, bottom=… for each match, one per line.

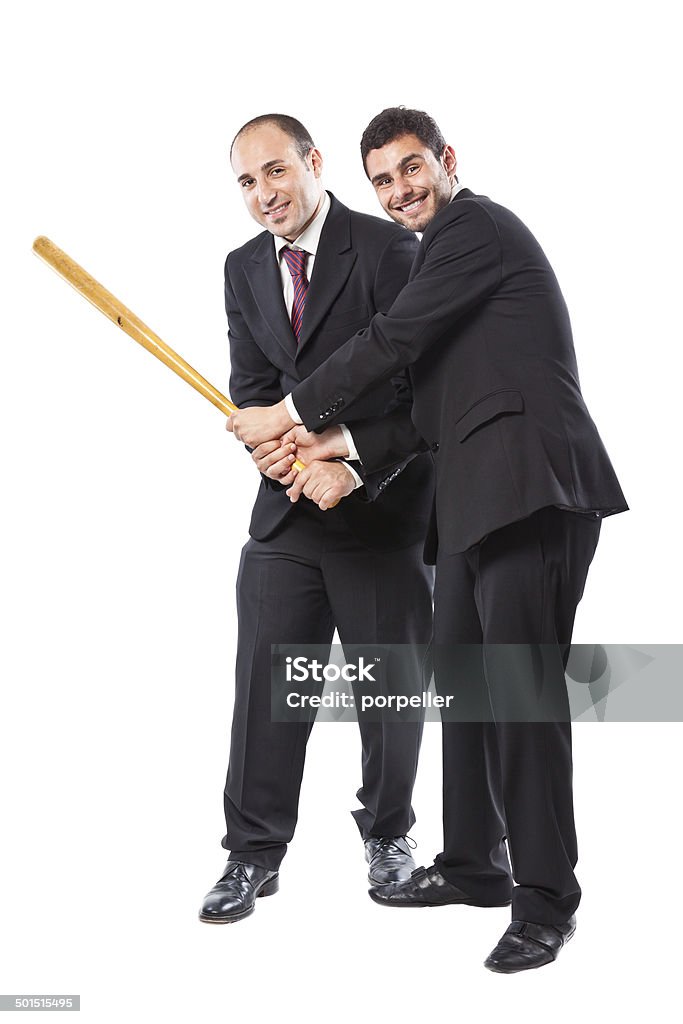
left=292, top=189, right=628, bottom=556
left=226, top=192, right=434, bottom=552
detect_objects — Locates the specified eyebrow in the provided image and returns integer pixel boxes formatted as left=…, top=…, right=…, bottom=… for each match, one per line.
left=370, top=153, right=423, bottom=186
left=237, top=158, right=287, bottom=183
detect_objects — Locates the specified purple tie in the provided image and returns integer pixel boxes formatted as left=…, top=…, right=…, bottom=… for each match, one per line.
left=282, top=246, right=309, bottom=341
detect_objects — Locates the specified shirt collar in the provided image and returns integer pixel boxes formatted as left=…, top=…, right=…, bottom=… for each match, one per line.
left=274, top=190, right=331, bottom=259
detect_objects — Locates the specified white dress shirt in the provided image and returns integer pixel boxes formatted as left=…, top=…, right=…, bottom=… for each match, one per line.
left=274, top=190, right=330, bottom=316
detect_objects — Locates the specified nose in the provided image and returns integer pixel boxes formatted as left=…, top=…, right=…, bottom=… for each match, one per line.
left=256, top=179, right=277, bottom=207
left=393, top=179, right=415, bottom=206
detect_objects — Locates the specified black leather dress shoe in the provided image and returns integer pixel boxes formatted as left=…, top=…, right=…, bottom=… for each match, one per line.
left=365, top=837, right=417, bottom=884
left=484, top=915, right=576, bottom=973
left=369, top=863, right=512, bottom=908
left=198, top=861, right=279, bottom=924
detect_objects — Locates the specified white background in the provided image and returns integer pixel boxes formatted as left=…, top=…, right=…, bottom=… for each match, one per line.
left=1, top=1, right=681, bottom=1020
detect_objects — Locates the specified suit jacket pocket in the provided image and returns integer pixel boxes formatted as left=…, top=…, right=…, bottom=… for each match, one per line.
left=324, top=303, right=370, bottom=329
left=455, top=388, right=524, bottom=442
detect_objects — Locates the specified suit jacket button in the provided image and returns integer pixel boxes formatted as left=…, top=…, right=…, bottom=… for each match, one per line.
left=431, top=442, right=440, bottom=452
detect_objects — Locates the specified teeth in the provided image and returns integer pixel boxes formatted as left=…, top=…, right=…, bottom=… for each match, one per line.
left=401, top=198, right=423, bottom=212
left=269, top=203, right=289, bottom=215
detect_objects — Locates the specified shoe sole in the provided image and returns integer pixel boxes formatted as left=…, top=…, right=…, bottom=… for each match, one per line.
left=198, top=875, right=279, bottom=924
left=368, top=889, right=511, bottom=909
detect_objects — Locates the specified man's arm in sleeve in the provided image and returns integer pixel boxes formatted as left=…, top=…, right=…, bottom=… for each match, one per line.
left=343, top=229, right=430, bottom=475
left=292, top=201, right=502, bottom=430
left=348, top=395, right=429, bottom=475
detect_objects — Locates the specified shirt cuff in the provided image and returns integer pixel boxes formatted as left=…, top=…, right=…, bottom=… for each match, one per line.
left=284, top=393, right=303, bottom=424
left=339, top=424, right=360, bottom=463
left=341, top=461, right=364, bottom=490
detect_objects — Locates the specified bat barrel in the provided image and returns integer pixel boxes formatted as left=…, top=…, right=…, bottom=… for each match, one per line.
left=32, top=237, right=309, bottom=479
left=32, top=236, right=237, bottom=417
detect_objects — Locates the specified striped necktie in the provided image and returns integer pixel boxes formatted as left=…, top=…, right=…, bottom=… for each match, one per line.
left=282, top=246, right=309, bottom=341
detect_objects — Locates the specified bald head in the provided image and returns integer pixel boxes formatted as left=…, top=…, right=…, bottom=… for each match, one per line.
left=230, top=113, right=315, bottom=163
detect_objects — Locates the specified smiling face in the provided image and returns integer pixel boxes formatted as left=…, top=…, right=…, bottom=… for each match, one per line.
left=365, top=133, right=457, bottom=232
left=231, top=122, right=324, bottom=240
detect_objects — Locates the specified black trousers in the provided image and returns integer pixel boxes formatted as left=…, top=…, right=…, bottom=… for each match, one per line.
left=432, top=507, right=601, bottom=924
left=222, top=500, right=434, bottom=871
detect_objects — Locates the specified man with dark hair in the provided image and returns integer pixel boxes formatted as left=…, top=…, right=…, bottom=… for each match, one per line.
left=228, top=107, right=627, bottom=970
left=360, top=106, right=447, bottom=165
left=199, top=114, right=435, bottom=924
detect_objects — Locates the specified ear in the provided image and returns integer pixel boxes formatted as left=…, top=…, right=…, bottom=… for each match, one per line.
left=441, top=144, right=457, bottom=183
left=309, top=147, right=324, bottom=177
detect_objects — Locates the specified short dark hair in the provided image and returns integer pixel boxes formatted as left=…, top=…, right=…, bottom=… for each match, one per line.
left=360, top=106, right=447, bottom=174
left=230, top=114, right=315, bottom=162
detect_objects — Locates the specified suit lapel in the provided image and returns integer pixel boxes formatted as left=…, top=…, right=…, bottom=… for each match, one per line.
left=295, top=194, right=357, bottom=357
left=243, top=232, right=297, bottom=360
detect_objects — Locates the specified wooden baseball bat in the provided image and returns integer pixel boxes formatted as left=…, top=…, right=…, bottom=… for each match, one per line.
left=32, top=236, right=306, bottom=473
